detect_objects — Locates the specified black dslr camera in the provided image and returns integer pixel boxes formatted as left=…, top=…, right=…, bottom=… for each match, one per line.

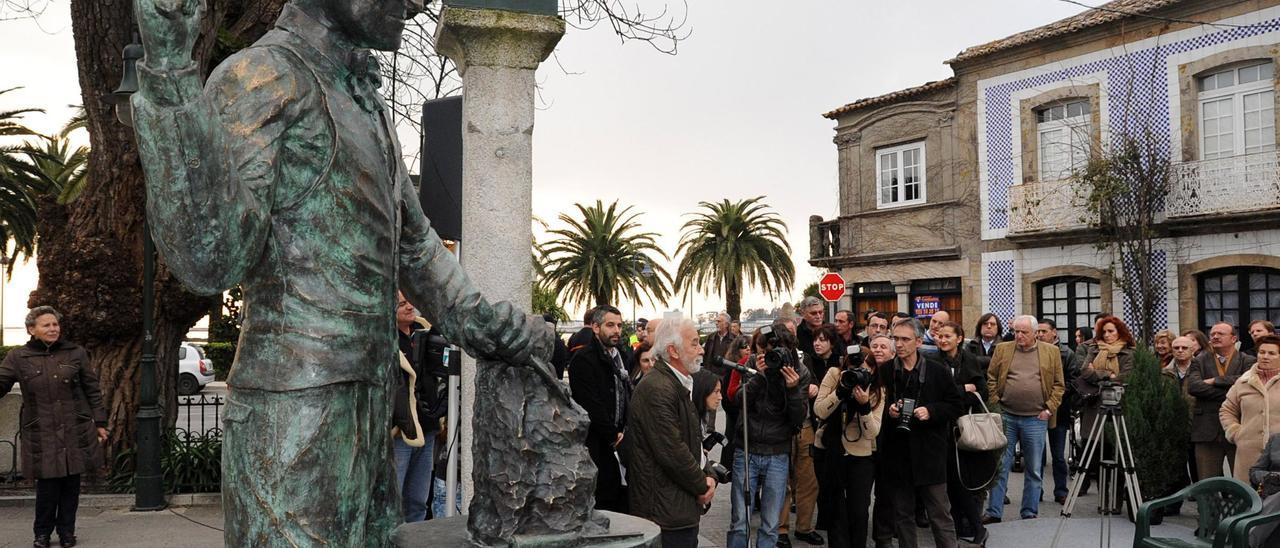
left=839, top=367, right=874, bottom=394
left=759, top=325, right=794, bottom=372
left=896, top=398, right=917, bottom=432
left=701, top=432, right=731, bottom=484
left=411, top=328, right=457, bottom=376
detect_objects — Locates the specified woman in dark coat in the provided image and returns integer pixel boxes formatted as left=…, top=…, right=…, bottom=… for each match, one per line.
left=0, top=306, right=108, bottom=548
left=936, top=321, right=993, bottom=545
left=965, top=313, right=1003, bottom=374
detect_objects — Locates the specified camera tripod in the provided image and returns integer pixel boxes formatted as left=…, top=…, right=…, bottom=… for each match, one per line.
left=1050, top=404, right=1143, bottom=548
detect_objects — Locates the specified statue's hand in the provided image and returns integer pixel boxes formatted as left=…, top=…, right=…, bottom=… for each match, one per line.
left=135, top=0, right=204, bottom=70
left=485, top=301, right=553, bottom=367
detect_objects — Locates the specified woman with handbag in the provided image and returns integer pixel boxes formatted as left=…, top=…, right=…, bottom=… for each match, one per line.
left=814, top=335, right=888, bottom=547
left=935, top=322, right=993, bottom=546
left=0, top=306, right=108, bottom=548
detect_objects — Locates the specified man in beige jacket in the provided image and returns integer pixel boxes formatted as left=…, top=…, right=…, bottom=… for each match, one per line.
left=983, top=315, right=1065, bottom=522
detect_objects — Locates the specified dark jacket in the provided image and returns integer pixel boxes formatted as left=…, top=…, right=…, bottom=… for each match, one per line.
left=569, top=334, right=633, bottom=507
left=797, top=321, right=817, bottom=360
left=567, top=326, right=594, bottom=355
left=879, top=353, right=965, bottom=486
left=625, top=359, right=709, bottom=530
left=569, top=334, right=632, bottom=442
left=551, top=335, right=570, bottom=380
left=392, top=323, right=442, bottom=442
left=728, top=351, right=811, bottom=455
left=1187, top=349, right=1256, bottom=444
left=940, top=347, right=987, bottom=413
left=965, top=337, right=999, bottom=373
left=0, top=338, right=106, bottom=479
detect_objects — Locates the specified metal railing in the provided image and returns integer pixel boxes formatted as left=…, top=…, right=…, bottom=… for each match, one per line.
left=168, top=393, right=224, bottom=493
left=1007, top=178, right=1092, bottom=234
left=1168, top=150, right=1280, bottom=218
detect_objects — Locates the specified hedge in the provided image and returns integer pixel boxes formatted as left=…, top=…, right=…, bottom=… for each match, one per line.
left=203, top=342, right=236, bottom=381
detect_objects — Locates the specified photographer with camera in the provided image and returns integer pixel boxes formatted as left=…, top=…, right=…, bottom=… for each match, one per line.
left=390, top=292, right=443, bottom=523
left=879, top=318, right=965, bottom=548
left=726, top=322, right=811, bottom=548
left=814, top=334, right=887, bottom=547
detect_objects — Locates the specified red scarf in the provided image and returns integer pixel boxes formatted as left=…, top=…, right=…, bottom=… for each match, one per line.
left=1258, top=366, right=1280, bottom=385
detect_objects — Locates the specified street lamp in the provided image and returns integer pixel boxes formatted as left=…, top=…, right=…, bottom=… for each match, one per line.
left=109, top=32, right=167, bottom=512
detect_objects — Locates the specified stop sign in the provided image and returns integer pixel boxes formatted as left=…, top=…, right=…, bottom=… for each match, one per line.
left=819, top=273, right=846, bottom=302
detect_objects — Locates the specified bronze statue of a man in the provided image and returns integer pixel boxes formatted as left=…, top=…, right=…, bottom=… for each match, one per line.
left=132, top=0, right=557, bottom=544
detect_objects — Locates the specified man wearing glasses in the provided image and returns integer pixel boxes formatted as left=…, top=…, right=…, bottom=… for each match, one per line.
left=1157, top=336, right=1200, bottom=517
left=879, top=319, right=965, bottom=547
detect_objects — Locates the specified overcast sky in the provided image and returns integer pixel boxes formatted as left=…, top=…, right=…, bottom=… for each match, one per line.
left=0, top=0, right=1088, bottom=330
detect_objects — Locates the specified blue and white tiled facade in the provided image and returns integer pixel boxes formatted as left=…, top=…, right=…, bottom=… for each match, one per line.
left=976, top=6, right=1280, bottom=332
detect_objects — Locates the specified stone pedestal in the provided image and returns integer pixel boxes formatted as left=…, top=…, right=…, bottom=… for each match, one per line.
left=438, top=6, right=622, bottom=547
left=391, top=512, right=661, bottom=548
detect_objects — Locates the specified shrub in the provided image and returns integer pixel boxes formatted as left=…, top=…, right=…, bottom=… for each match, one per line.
left=106, top=429, right=222, bottom=494
left=0, top=345, right=18, bottom=363
left=1124, top=346, right=1190, bottom=498
left=203, top=342, right=236, bottom=381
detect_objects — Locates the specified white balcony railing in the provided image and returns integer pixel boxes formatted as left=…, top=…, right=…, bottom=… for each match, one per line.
left=1007, top=179, right=1092, bottom=234
left=1168, top=150, right=1280, bottom=218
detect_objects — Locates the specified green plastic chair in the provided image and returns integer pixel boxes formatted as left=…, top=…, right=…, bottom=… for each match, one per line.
left=1230, top=507, right=1280, bottom=547
left=1134, top=477, right=1262, bottom=548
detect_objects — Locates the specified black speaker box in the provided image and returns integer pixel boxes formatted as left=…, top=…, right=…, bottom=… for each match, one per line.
left=419, top=96, right=463, bottom=241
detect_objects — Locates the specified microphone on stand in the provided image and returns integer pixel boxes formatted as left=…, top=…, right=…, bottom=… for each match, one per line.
left=718, top=357, right=759, bottom=376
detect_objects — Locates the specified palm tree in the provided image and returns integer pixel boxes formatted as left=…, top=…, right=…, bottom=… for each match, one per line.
left=0, top=87, right=50, bottom=275
left=674, top=196, right=795, bottom=321
left=541, top=200, right=673, bottom=311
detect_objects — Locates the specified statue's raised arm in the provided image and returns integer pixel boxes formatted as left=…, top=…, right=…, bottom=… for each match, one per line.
left=132, top=0, right=282, bottom=294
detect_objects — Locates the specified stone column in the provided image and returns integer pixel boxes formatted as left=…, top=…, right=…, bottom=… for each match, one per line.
left=436, top=6, right=587, bottom=545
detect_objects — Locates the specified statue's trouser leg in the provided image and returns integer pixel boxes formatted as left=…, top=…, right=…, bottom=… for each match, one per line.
left=222, top=382, right=398, bottom=547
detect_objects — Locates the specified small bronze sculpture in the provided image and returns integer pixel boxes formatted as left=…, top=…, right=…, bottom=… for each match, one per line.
left=132, top=0, right=595, bottom=545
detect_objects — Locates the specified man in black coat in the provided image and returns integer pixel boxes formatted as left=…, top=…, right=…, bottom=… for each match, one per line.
left=568, top=305, right=633, bottom=513
left=879, top=319, right=964, bottom=548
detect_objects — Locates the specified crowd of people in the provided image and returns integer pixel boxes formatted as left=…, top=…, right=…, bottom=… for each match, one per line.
left=547, top=296, right=1280, bottom=548
left=7, top=291, right=1280, bottom=547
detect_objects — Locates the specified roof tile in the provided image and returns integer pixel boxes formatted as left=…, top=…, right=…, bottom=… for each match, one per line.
left=947, top=0, right=1186, bottom=65
left=822, top=78, right=957, bottom=120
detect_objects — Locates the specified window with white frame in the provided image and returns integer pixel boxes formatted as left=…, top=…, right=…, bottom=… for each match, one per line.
left=1198, top=61, right=1275, bottom=160
left=875, top=141, right=926, bottom=209
left=1037, top=99, right=1092, bottom=181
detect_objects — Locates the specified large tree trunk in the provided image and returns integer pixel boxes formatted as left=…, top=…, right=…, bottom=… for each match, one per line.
left=41, top=0, right=285, bottom=466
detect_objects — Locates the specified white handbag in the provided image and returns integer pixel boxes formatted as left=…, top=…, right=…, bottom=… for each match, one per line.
left=954, top=395, right=1007, bottom=453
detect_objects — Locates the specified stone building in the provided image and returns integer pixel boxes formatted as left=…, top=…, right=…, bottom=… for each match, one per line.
left=812, top=0, right=1280, bottom=346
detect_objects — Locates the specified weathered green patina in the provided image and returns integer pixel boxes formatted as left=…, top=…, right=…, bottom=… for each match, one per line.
left=130, top=0, right=584, bottom=545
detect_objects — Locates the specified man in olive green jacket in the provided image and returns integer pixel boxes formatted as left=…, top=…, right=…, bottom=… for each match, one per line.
left=625, top=318, right=716, bottom=547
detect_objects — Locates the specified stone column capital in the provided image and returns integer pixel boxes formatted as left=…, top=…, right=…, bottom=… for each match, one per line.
left=436, top=7, right=566, bottom=74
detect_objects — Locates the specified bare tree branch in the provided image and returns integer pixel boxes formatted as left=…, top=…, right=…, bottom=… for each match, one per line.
left=377, top=0, right=689, bottom=167
left=0, top=0, right=51, bottom=22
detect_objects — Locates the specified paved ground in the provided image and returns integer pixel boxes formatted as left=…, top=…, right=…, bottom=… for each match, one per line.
left=0, top=403, right=1202, bottom=547
left=0, top=476, right=1200, bottom=548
